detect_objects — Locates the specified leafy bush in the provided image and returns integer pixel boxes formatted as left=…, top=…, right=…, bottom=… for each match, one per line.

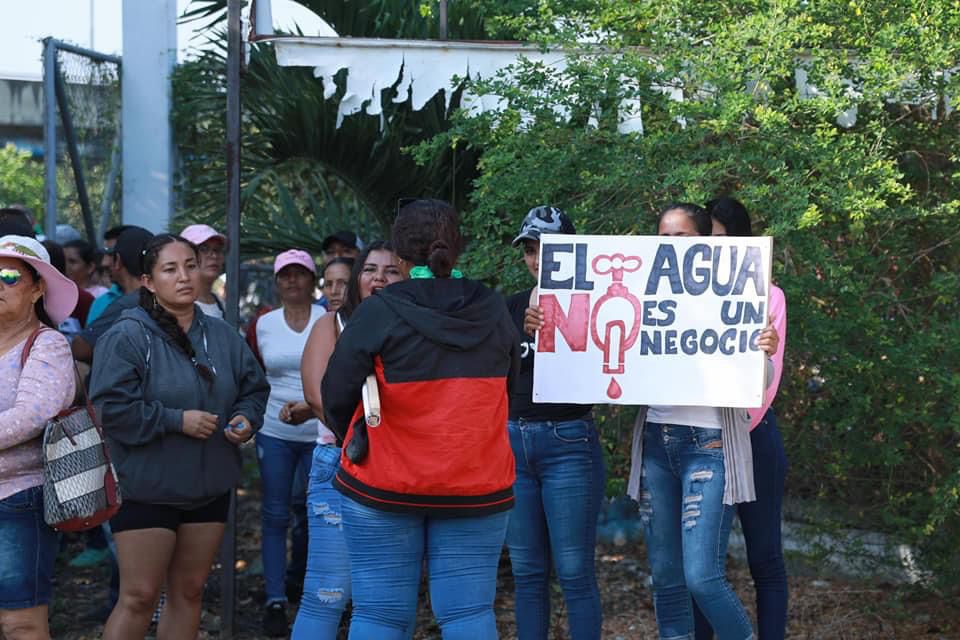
left=413, top=0, right=960, bottom=591
left=0, top=144, right=44, bottom=215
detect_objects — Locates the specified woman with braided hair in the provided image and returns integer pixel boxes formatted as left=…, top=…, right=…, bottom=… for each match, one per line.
left=90, top=233, right=269, bottom=639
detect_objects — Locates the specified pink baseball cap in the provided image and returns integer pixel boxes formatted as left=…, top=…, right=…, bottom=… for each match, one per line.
left=274, top=249, right=317, bottom=275
left=180, top=224, right=226, bottom=247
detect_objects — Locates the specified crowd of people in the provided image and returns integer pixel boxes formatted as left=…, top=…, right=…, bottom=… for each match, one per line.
left=0, top=197, right=786, bottom=640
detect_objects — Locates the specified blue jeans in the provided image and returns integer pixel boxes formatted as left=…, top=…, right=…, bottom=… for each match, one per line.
left=341, top=497, right=509, bottom=640
left=292, top=445, right=351, bottom=639
left=639, top=423, right=753, bottom=640
left=505, top=418, right=605, bottom=640
left=256, top=432, right=315, bottom=604
left=694, top=409, right=787, bottom=640
left=0, top=485, right=59, bottom=609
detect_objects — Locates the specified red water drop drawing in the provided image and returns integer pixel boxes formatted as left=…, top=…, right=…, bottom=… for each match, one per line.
left=607, top=377, right=623, bottom=399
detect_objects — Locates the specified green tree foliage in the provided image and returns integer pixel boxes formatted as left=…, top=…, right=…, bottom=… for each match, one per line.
left=0, top=143, right=116, bottom=238
left=0, top=144, right=44, bottom=215
left=414, top=0, right=960, bottom=589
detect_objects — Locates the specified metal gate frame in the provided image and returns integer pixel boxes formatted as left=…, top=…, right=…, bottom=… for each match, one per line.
left=42, top=38, right=121, bottom=243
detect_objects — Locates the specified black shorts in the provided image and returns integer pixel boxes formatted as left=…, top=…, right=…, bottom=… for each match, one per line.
left=110, top=492, right=231, bottom=533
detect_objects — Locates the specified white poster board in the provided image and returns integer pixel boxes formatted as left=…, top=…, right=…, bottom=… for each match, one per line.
left=532, top=234, right=773, bottom=407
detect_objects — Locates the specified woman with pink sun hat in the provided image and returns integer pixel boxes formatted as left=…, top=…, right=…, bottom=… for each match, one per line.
left=0, top=235, right=78, bottom=638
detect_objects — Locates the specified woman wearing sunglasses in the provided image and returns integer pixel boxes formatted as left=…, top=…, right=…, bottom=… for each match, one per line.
left=180, top=224, right=227, bottom=319
left=0, top=235, right=78, bottom=639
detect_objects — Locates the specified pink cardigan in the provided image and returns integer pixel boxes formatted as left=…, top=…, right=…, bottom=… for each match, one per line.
left=0, top=330, right=75, bottom=501
left=748, top=284, right=786, bottom=430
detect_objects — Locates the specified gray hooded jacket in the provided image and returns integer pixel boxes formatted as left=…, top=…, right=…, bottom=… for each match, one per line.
left=90, top=305, right=269, bottom=507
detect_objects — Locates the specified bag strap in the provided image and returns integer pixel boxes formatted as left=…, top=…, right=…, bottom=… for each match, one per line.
left=72, top=360, right=98, bottom=425
left=19, top=326, right=45, bottom=369
left=20, top=326, right=98, bottom=426
left=362, top=374, right=381, bottom=427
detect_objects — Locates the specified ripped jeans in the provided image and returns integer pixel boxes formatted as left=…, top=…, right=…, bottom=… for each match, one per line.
left=291, top=445, right=351, bottom=639
left=639, top=423, right=753, bottom=640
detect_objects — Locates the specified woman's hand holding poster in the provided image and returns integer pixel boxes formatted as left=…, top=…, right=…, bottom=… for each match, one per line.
left=532, top=234, right=773, bottom=408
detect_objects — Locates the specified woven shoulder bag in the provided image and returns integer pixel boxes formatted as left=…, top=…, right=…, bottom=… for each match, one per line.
left=22, top=328, right=122, bottom=531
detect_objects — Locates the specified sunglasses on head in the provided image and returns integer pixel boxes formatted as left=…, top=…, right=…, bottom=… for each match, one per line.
left=0, top=268, right=23, bottom=286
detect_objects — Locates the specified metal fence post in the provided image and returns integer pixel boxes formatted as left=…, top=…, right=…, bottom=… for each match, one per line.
left=43, top=38, right=58, bottom=240
left=54, top=66, right=97, bottom=242
left=221, top=0, right=243, bottom=637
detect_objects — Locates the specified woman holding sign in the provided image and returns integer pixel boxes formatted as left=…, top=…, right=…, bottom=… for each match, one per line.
left=689, top=197, right=789, bottom=640
left=506, top=206, right=605, bottom=640
left=624, top=203, right=779, bottom=640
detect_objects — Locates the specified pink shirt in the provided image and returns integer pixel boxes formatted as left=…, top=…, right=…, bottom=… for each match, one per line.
left=749, top=284, right=786, bottom=430
left=0, top=330, right=76, bottom=501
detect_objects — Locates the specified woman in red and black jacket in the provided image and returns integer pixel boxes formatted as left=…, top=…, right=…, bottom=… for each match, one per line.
left=321, top=199, right=519, bottom=640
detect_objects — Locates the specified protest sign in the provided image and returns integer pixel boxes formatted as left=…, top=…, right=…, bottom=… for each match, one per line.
left=532, top=234, right=772, bottom=407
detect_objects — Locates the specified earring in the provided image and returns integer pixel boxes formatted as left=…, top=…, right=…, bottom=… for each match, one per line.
left=152, top=293, right=159, bottom=309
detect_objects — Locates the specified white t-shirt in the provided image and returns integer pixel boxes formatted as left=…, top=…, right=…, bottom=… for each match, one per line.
left=256, top=306, right=332, bottom=443
left=197, top=298, right=224, bottom=319
left=645, top=405, right=722, bottom=430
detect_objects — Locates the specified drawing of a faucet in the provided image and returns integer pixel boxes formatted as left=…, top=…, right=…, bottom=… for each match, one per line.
left=590, top=254, right=643, bottom=399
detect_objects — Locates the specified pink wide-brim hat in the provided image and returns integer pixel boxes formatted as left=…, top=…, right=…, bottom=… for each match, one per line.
left=180, top=224, right=227, bottom=247
left=0, top=235, right=79, bottom=325
left=273, top=249, right=317, bottom=275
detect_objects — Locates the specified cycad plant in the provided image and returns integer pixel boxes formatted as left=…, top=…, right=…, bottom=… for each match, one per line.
left=173, top=0, right=495, bottom=258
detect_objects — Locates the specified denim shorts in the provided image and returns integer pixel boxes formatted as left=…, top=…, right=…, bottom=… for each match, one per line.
left=0, top=485, right=59, bottom=609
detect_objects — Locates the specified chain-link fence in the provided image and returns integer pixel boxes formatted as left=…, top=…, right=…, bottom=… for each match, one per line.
left=43, top=38, right=121, bottom=244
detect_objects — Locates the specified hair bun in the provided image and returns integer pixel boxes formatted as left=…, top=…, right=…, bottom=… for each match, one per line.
left=390, top=199, right=462, bottom=277
left=427, top=240, right=453, bottom=278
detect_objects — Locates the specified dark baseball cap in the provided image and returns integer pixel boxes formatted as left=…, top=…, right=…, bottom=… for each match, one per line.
left=322, top=230, right=362, bottom=252
left=112, top=226, right=154, bottom=277
left=512, top=206, right=576, bottom=246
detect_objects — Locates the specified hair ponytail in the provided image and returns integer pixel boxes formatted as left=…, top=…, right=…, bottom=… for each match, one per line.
left=392, top=199, right=462, bottom=277
left=426, top=239, right=453, bottom=278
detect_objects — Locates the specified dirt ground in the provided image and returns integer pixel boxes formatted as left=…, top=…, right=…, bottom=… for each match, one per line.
left=49, top=480, right=960, bottom=640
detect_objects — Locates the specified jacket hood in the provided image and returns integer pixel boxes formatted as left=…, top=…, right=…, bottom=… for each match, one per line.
left=118, top=305, right=202, bottom=341
left=377, top=279, right=504, bottom=351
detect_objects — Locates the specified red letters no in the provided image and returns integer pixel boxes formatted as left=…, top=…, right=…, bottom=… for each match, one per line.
left=538, top=294, right=590, bottom=352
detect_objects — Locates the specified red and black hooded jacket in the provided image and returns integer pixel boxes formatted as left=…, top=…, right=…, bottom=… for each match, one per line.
left=321, top=278, right=521, bottom=516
